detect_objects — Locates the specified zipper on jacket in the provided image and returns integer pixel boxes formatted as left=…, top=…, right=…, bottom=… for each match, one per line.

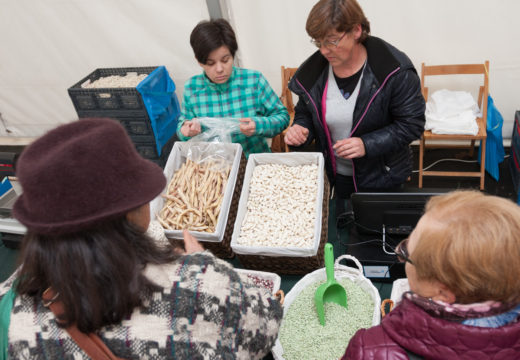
left=349, top=66, right=401, bottom=192
left=295, top=78, right=337, bottom=176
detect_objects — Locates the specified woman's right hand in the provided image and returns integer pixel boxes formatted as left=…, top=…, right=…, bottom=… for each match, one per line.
left=284, top=124, right=309, bottom=146
left=174, top=229, right=204, bottom=255
left=180, top=120, right=201, bottom=137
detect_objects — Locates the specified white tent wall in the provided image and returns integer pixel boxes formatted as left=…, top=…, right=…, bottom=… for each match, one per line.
left=0, top=0, right=208, bottom=137
left=229, top=0, right=520, bottom=138
left=0, top=0, right=519, bottom=139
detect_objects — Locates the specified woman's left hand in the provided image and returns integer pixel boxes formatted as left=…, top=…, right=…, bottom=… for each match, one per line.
left=239, top=118, right=256, bottom=136
left=333, top=137, right=366, bottom=159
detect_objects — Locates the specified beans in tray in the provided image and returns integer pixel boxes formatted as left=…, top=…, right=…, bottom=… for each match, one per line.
left=245, top=274, right=275, bottom=292
left=81, top=73, right=148, bottom=88
left=237, top=163, right=318, bottom=248
left=158, top=159, right=231, bottom=233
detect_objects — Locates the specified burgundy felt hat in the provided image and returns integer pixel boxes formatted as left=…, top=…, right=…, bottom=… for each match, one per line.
left=13, top=118, right=166, bottom=235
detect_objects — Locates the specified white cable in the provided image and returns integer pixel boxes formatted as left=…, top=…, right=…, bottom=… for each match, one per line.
left=413, top=153, right=511, bottom=173
left=412, top=157, right=478, bottom=173
left=381, top=224, right=396, bottom=256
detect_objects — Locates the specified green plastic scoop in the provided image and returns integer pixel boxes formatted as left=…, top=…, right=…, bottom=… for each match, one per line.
left=314, top=243, right=348, bottom=325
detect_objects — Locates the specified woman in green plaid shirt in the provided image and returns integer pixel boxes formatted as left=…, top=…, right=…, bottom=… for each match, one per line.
left=177, top=19, right=290, bottom=157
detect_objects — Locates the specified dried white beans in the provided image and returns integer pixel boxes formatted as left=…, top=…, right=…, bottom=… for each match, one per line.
left=81, top=72, right=148, bottom=88
left=237, top=164, right=318, bottom=248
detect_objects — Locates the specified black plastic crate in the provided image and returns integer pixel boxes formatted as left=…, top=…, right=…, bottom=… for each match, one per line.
left=70, top=67, right=178, bottom=169
left=1, top=233, right=23, bottom=249
left=78, top=114, right=156, bottom=142
left=135, top=135, right=176, bottom=168
left=122, top=118, right=155, bottom=137
left=75, top=116, right=163, bottom=166
left=135, top=142, right=159, bottom=160
left=68, top=67, right=158, bottom=115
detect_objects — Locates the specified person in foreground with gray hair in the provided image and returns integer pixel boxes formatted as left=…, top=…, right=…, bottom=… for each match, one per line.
left=344, top=190, right=520, bottom=359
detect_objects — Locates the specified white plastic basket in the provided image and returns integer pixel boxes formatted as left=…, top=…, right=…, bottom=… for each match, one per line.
left=231, top=152, right=325, bottom=257
left=234, top=268, right=281, bottom=295
left=390, top=278, right=410, bottom=305
left=150, top=141, right=242, bottom=243
left=271, top=254, right=381, bottom=360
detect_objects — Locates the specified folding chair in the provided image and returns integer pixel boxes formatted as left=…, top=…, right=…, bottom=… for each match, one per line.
left=418, top=61, right=489, bottom=190
left=271, top=66, right=297, bottom=152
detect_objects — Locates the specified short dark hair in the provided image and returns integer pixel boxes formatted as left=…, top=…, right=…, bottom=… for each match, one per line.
left=15, top=217, right=178, bottom=333
left=306, top=0, right=370, bottom=43
left=190, top=18, right=238, bottom=64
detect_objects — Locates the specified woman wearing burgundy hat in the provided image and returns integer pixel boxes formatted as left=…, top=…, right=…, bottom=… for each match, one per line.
left=0, top=118, right=282, bottom=359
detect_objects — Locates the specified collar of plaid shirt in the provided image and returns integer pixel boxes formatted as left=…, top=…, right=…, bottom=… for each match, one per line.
left=202, top=67, right=237, bottom=92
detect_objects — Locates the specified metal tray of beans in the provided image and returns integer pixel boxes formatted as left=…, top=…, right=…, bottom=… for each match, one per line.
left=230, top=152, right=329, bottom=274
left=150, top=141, right=245, bottom=258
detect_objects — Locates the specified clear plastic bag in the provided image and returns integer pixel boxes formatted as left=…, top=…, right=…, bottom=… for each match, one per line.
left=186, top=142, right=235, bottom=172
left=188, top=117, right=241, bottom=144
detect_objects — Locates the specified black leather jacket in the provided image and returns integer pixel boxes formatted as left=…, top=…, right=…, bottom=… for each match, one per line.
left=288, top=36, right=425, bottom=190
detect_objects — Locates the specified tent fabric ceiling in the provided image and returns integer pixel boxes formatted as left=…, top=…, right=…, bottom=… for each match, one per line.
left=0, top=0, right=519, bottom=138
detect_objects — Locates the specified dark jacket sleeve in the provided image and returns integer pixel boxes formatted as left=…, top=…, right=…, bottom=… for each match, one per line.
left=361, top=68, right=425, bottom=158
left=290, top=96, right=317, bottom=148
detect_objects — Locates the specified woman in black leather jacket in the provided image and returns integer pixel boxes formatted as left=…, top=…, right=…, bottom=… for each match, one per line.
left=285, top=0, right=425, bottom=215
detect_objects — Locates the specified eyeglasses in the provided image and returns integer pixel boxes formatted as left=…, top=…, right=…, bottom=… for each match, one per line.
left=395, top=238, right=414, bottom=265
left=311, top=32, right=347, bottom=49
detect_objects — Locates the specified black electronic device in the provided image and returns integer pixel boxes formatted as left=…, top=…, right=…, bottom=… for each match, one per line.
left=1, top=232, right=23, bottom=249
left=346, top=245, right=406, bottom=281
left=351, top=191, right=448, bottom=236
left=347, top=190, right=449, bottom=281
left=0, top=152, right=18, bottom=178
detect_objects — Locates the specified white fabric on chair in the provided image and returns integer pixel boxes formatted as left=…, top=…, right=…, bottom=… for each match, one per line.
left=425, top=89, right=480, bottom=135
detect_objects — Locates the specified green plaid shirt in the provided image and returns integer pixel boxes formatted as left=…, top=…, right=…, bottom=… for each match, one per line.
left=176, top=67, right=289, bottom=157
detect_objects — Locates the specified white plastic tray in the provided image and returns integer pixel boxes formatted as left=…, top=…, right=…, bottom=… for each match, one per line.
left=150, top=142, right=242, bottom=243
left=230, top=152, right=325, bottom=257
left=390, top=278, right=410, bottom=304
left=234, top=268, right=281, bottom=295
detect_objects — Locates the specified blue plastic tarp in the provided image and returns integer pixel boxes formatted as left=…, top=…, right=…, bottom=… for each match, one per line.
left=479, top=95, right=505, bottom=181
left=136, top=66, right=180, bottom=155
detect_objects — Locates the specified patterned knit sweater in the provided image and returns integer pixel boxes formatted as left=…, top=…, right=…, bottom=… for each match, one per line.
left=0, top=251, right=283, bottom=359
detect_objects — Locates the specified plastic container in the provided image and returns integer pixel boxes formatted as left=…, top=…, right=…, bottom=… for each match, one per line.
left=271, top=255, right=381, bottom=359
left=150, top=141, right=243, bottom=242
left=235, top=268, right=281, bottom=295
left=230, top=152, right=329, bottom=274
left=68, top=67, right=156, bottom=114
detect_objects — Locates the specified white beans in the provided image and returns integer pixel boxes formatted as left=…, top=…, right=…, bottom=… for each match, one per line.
left=237, top=164, right=318, bottom=248
left=81, top=72, right=148, bottom=88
